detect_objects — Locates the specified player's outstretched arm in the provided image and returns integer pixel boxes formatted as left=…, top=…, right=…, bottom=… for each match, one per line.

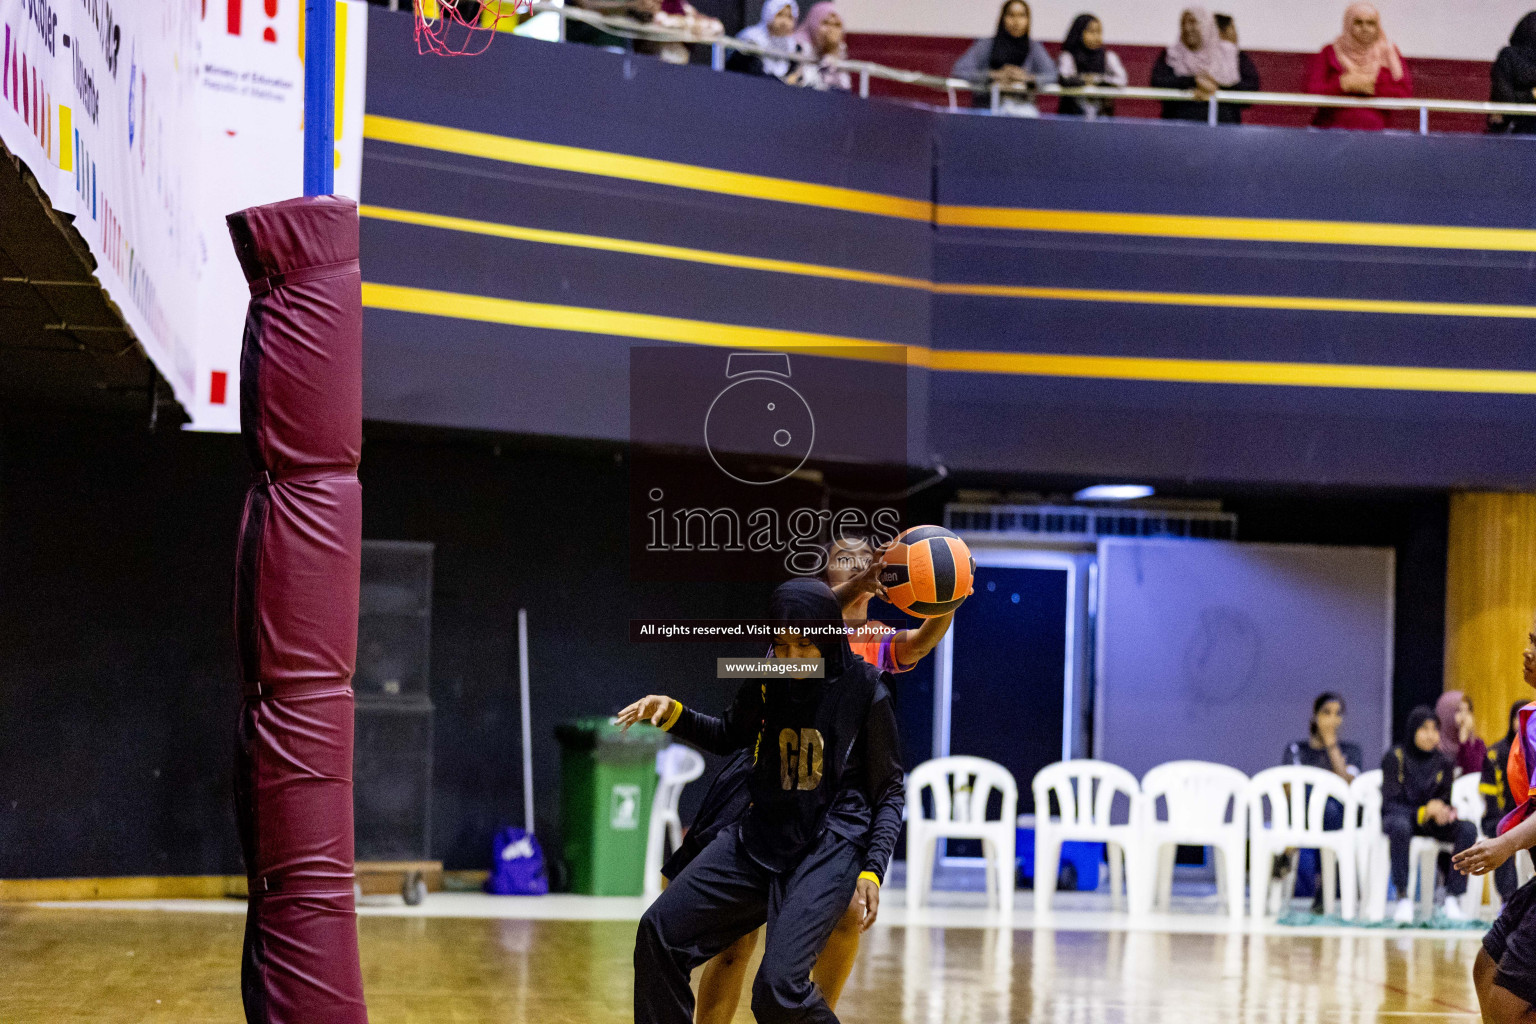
left=893, top=609, right=958, bottom=668
left=616, top=695, right=677, bottom=731
left=617, top=683, right=763, bottom=755
left=1454, top=811, right=1536, bottom=876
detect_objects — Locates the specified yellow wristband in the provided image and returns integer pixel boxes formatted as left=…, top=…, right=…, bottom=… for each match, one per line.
left=659, top=699, right=684, bottom=732
left=858, top=871, right=881, bottom=887
left=1416, top=805, right=1428, bottom=826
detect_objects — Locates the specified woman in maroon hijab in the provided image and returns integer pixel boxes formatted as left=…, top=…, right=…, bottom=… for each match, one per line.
left=1439, top=690, right=1489, bottom=778
left=1304, top=2, right=1413, bottom=130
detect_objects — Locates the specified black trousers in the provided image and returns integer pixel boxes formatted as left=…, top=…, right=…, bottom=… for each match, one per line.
left=1383, top=812, right=1477, bottom=897
left=635, top=826, right=860, bottom=1024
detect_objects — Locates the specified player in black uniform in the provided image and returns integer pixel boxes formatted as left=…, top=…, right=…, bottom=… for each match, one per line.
left=618, top=579, right=904, bottom=1024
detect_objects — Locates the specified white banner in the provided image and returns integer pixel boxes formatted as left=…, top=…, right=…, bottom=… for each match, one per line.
left=0, top=0, right=365, bottom=432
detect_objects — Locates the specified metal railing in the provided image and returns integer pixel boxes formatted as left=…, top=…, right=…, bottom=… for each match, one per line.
left=531, top=3, right=1536, bottom=134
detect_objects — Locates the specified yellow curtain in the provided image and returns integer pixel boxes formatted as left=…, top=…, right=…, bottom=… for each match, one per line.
left=1444, top=492, right=1536, bottom=745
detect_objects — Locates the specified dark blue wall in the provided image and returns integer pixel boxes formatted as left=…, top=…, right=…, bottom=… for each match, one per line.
left=361, top=12, right=1536, bottom=489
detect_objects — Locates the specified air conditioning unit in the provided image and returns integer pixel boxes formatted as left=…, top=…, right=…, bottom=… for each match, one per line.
left=943, top=502, right=1237, bottom=542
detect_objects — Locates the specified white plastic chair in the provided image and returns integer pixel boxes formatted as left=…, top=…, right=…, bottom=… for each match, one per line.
left=1246, top=766, right=1356, bottom=920
left=906, top=756, right=1018, bottom=912
left=1451, top=772, right=1491, bottom=912
left=1032, top=760, right=1145, bottom=915
left=1140, top=761, right=1249, bottom=919
left=1351, top=770, right=1390, bottom=922
left=641, top=743, right=705, bottom=901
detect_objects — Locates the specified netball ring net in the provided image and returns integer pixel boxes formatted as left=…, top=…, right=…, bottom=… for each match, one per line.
left=413, top=0, right=535, bottom=56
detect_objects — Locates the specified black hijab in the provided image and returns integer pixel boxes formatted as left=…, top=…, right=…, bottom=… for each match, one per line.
left=988, top=0, right=1035, bottom=70
left=1063, top=14, right=1107, bottom=75
left=768, top=578, right=865, bottom=686
left=1403, top=705, right=1440, bottom=759
left=1509, top=12, right=1536, bottom=84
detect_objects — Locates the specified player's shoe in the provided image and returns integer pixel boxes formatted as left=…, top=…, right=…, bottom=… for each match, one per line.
left=1393, top=898, right=1415, bottom=925
left=1441, top=895, right=1468, bottom=921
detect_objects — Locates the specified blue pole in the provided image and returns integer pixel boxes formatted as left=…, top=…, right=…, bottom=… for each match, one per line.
left=303, top=0, right=336, bottom=196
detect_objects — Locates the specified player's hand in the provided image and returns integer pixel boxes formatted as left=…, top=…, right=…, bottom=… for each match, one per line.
left=845, top=544, right=891, bottom=601
left=1454, top=836, right=1512, bottom=876
left=616, top=695, right=674, bottom=732
left=854, top=877, right=880, bottom=932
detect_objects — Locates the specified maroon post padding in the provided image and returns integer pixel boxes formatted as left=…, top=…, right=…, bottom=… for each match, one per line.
left=227, top=195, right=368, bottom=1024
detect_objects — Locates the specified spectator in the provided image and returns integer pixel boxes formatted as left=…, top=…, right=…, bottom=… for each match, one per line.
left=737, top=0, right=809, bottom=82
left=794, top=2, right=852, bottom=91
left=952, top=0, right=1058, bottom=117
left=1489, top=12, right=1536, bottom=135
left=1150, top=6, right=1255, bottom=124
left=1282, top=693, right=1363, bottom=910
left=1438, top=690, right=1488, bottom=778
left=1304, top=2, right=1412, bottom=131
left=565, top=0, right=663, bottom=50
left=1056, top=14, right=1127, bottom=119
left=1482, top=699, right=1531, bottom=902
left=1212, top=13, right=1262, bottom=115
left=1382, top=705, right=1477, bottom=923
left=648, top=1, right=724, bottom=65
left=1285, top=692, right=1364, bottom=782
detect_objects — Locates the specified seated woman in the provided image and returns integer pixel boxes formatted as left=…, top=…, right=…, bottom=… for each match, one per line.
left=1382, top=706, right=1478, bottom=923
left=1439, top=690, right=1489, bottom=778
left=951, top=0, right=1058, bottom=117
left=1489, top=12, right=1536, bottom=135
left=736, top=0, right=809, bottom=82
left=1304, top=2, right=1412, bottom=131
left=794, top=2, right=852, bottom=92
left=1056, top=14, right=1128, bottom=119
left=1281, top=693, right=1363, bottom=910
left=1150, top=6, right=1255, bottom=124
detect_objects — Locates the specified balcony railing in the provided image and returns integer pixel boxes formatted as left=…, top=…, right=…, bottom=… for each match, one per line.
left=518, top=2, right=1536, bottom=134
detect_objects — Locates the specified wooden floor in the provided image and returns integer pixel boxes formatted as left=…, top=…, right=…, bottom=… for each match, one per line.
left=0, top=903, right=1486, bottom=1023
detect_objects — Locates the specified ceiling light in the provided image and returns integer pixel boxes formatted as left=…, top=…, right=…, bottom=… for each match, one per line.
left=1073, top=484, right=1155, bottom=501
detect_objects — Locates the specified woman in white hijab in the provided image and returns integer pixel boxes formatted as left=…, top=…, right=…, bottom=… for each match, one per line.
left=737, top=0, right=809, bottom=81
left=1150, top=6, right=1256, bottom=123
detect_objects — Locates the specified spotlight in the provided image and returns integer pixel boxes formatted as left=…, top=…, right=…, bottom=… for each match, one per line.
left=1073, top=484, right=1154, bottom=501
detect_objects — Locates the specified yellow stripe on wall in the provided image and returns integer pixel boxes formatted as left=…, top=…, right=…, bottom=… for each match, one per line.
left=362, top=115, right=933, bottom=222
left=935, top=206, right=1536, bottom=253
left=930, top=282, right=1536, bottom=320
left=360, top=205, right=1536, bottom=321
left=359, top=205, right=929, bottom=290
left=364, top=114, right=1536, bottom=252
left=361, top=282, right=1536, bottom=395
left=362, top=282, right=906, bottom=360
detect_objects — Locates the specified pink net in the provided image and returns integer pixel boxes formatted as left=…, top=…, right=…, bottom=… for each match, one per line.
left=414, top=0, right=535, bottom=56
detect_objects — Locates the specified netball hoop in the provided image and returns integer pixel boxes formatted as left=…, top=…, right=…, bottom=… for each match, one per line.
left=414, top=0, right=536, bottom=56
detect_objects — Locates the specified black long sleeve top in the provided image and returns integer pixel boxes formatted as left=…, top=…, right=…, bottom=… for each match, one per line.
left=662, top=680, right=904, bottom=883
left=1489, top=48, right=1536, bottom=134
left=1151, top=49, right=1261, bottom=124
left=1381, top=744, right=1452, bottom=824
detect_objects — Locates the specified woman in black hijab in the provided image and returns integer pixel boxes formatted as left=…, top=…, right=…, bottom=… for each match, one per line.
left=1057, top=14, right=1128, bottom=118
left=951, top=0, right=1059, bottom=114
left=1381, top=705, right=1478, bottom=923
left=1490, top=12, right=1536, bottom=134
left=621, top=579, right=903, bottom=1024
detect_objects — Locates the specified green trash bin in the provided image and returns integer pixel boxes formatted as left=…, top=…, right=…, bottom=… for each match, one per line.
left=555, top=716, right=669, bottom=895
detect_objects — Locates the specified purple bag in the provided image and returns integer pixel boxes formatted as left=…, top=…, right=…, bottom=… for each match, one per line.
left=486, top=826, right=549, bottom=895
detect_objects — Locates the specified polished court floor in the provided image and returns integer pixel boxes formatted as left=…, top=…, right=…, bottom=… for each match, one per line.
left=0, top=894, right=1488, bottom=1024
